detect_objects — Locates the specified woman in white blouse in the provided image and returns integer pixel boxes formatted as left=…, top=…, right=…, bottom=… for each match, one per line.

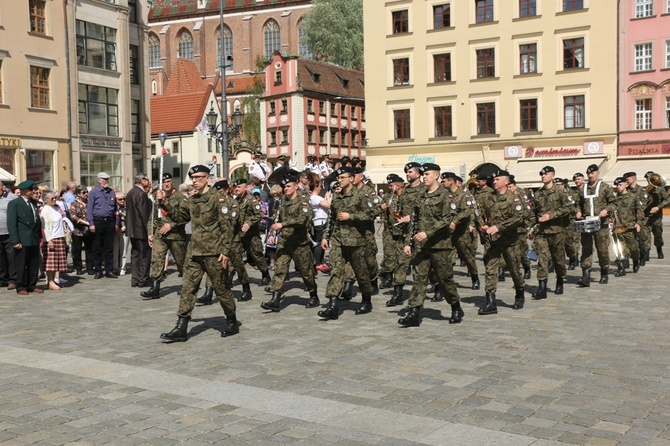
left=40, top=190, right=70, bottom=290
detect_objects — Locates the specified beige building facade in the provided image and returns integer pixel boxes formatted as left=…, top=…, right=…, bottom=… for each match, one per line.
left=364, top=0, right=618, bottom=187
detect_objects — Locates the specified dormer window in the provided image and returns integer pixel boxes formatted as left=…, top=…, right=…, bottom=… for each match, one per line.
left=275, top=70, right=282, bottom=85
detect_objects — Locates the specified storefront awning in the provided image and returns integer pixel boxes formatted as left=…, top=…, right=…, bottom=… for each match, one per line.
left=0, top=167, right=15, bottom=183
left=601, top=158, right=670, bottom=184
left=509, top=157, right=606, bottom=189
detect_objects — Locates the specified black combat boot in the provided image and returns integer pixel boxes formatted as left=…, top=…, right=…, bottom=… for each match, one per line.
left=577, top=268, right=591, bottom=287
left=466, top=271, right=472, bottom=278
left=341, top=281, right=354, bottom=300
left=355, top=293, right=373, bottom=315
left=239, top=283, right=252, bottom=301
left=471, top=275, right=480, bottom=290
left=305, top=290, right=320, bottom=308
left=478, top=292, right=498, bottom=315
left=222, top=314, right=239, bottom=337
left=633, top=259, right=640, bottom=273
left=513, top=288, right=525, bottom=310
left=431, top=285, right=444, bottom=302
left=623, top=258, right=630, bottom=269
left=532, top=280, right=547, bottom=300
left=658, top=246, right=664, bottom=259
left=568, top=256, right=576, bottom=270
left=260, top=292, right=282, bottom=312
left=555, top=275, right=564, bottom=295
left=449, top=302, right=464, bottom=324
left=228, top=270, right=236, bottom=284
left=260, top=271, right=271, bottom=285
left=640, top=255, right=646, bottom=266
left=498, top=267, right=506, bottom=282
left=460, top=259, right=466, bottom=267
left=379, top=272, right=392, bottom=289
left=645, top=249, right=651, bottom=262
left=614, top=261, right=626, bottom=277
left=317, top=297, right=339, bottom=320
left=398, top=306, right=421, bottom=327
left=370, top=278, right=379, bottom=296
left=195, top=286, right=213, bottom=305
left=523, top=265, right=531, bottom=280
left=599, top=267, right=608, bottom=284
left=548, top=260, right=554, bottom=273
left=386, top=285, right=404, bottom=307
left=160, top=316, right=190, bottom=342
left=140, top=280, right=161, bottom=299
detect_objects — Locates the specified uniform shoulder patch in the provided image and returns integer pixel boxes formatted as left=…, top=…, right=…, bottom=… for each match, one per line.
left=514, top=198, right=520, bottom=202
left=450, top=203, right=457, bottom=210
left=515, top=205, right=522, bottom=211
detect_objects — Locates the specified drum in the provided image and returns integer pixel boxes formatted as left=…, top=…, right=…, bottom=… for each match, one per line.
left=573, top=217, right=601, bottom=233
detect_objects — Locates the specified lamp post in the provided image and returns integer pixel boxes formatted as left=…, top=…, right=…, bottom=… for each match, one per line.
left=206, top=102, right=243, bottom=179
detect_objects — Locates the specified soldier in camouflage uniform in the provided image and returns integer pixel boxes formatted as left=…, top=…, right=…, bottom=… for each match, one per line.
left=507, top=177, right=533, bottom=280
left=318, top=167, right=375, bottom=320
left=386, top=162, right=425, bottom=307
left=477, top=170, right=526, bottom=315
left=441, top=172, right=480, bottom=290
left=398, top=164, right=462, bottom=327
left=643, top=171, right=670, bottom=259
left=159, top=165, right=238, bottom=342
left=141, top=173, right=188, bottom=299
left=260, top=176, right=319, bottom=312
left=559, top=176, right=581, bottom=270
left=612, top=177, right=644, bottom=276
left=530, top=166, right=571, bottom=299
left=623, top=172, right=650, bottom=265
left=472, top=172, right=495, bottom=255
left=379, top=174, right=405, bottom=290
left=576, top=164, right=617, bottom=287
left=233, top=178, right=271, bottom=285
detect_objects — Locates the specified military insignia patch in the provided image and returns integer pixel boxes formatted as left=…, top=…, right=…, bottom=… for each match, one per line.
left=303, top=207, right=308, bottom=213
left=218, top=198, right=225, bottom=203
left=466, top=200, right=472, bottom=206
left=255, top=205, right=261, bottom=210
left=450, top=203, right=457, bottom=210
left=644, top=194, right=648, bottom=199
left=368, top=202, right=373, bottom=208
left=515, top=205, right=522, bottom=211
left=373, top=198, right=379, bottom=204
left=221, top=206, right=228, bottom=214
left=232, top=211, right=237, bottom=218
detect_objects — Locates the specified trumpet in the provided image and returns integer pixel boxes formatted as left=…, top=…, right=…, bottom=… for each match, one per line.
left=473, top=197, right=492, bottom=243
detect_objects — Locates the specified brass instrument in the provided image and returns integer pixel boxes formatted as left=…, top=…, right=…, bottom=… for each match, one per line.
left=473, top=197, right=492, bottom=242
left=465, top=178, right=477, bottom=192
left=646, top=173, right=666, bottom=193
left=611, top=210, right=628, bottom=235
left=608, top=222, right=625, bottom=261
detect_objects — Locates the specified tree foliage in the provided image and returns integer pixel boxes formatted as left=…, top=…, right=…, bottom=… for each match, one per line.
left=301, top=0, right=364, bottom=70
left=239, top=56, right=266, bottom=151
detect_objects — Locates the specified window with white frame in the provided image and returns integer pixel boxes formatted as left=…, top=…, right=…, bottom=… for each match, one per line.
left=635, top=0, right=653, bottom=18
left=635, top=98, right=652, bottom=130
left=519, top=43, right=537, bottom=74
left=634, top=43, right=653, bottom=71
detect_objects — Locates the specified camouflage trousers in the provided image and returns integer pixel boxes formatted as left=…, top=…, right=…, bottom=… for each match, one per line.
left=149, top=236, right=187, bottom=279
left=408, top=248, right=459, bottom=308
left=564, top=225, right=580, bottom=259
left=452, top=229, right=478, bottom=276
left=204, top=242, right=249, bottom=288
left=393, top=236, right=412, bottom=286
left=326, top=241, right=371, bottom=298
left=344, top=232, right=378, bottom=283
left=380, top=230, right=399, bottom=274
left=636, top=218, right=649, bottom=252
left=270, top=243, right=317, bottom=293
left=580, top=226, right=610, bottom=270
left=241, top=234, right=269, bottom=274
left=646, top=216, right=664, bottom=248
left=514, top=233, right=530, bottom=271
left=484, top=238, right=525, bottom=293
left=178, top=255, right=235, bottom=319
left=535, top=232, right=567, bottom=280
left=617, top=230, right=640, bottom=261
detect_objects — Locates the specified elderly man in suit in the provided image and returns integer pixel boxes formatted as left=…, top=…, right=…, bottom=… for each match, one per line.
left=125, top=174, right=152, bottom=287
left=7, top=180, right=43, bottom=295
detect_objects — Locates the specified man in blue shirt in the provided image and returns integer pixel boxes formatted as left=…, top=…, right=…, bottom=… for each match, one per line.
left=63, top=181, right=77, bottom=207
left=87, top=172, right=119, bottom=279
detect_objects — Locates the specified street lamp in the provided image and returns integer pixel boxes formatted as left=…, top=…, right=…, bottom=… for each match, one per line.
left=206, top=102, right=243, bottom=179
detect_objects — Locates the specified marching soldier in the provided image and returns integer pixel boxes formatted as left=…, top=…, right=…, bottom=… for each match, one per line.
left=260, top=175, right=319, bottom=311
left=318, top=167, right=375, bottom=320
left=612, top=177, right=644, bottom=276
left=352, top=167, right=381, bottom=294
left=398, top=164, right=463, bottom=327
left=623, top=172, right=649, bottom=265
left=141, top=173, right=188, bottom=299
left=507, top=176, right=533, bottom=280
left=233, top=178, right=271, bottom=285
left=576, top=164, right=617, bottom=287
left=477, top=170, right=526, bottom=315
left=159, top=165, right=238, bottom=342
left=379, top=174, right=405, bottom=289
left=643, top=171, right=670, bottom=259
left=441, top=172, right=480, bottom=290
left=530, top=166, right=571, bottom=299
left=558, top=176, right=581, bottom=270
left=472, top=171, right=495, bottom=257
left=386, top=162, right=425, bottom=307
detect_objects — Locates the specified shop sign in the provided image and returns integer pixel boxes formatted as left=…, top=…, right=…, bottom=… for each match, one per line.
left=408, top=154, right=435, bottom=164
left=80, top=137, right=121, bottom=149
left=523, top=146, right=581, bottom=158
left=0, top=149, right=14, bottom=173
left=0, top=137, right=21, bottom=148
left=583, top=141, right=604, bottom=155
left=619, top=144, right=670, bottom=157
left=504, top=145, right=522, bottom=159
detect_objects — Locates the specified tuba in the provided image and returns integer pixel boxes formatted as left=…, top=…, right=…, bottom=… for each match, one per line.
left=611, top=210, right=628, bottom=234
left=646, top=173, right=666, bottom=193
left=465, top=178, right=478, bottom=192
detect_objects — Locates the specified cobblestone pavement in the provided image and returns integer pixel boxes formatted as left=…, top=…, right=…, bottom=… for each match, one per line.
left=1, top=224, right=670, bottom=445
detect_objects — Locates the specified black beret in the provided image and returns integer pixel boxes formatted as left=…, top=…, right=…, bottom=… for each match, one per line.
left=509, top=175, right=516, bottom=185
left=645, top=171, right=654, bottom=179
left=440, top=171, right=457, bottom=180
left=553, top=178, right=562, bottom=184
left=352, top=167, right=364, bottom=174
left=213, top=179, right=229, bottom=190
left=622, top=171, right=636, bottom=179
left=280, top=175, right=299, bottom=187
left=386, top=173, right=404, bottom=184
left=573, top=172, right=584, bottom=180
left=539, top=166, right=555, bottom=175
left=586, top=164, right=599, bottom=174
left=420, top=163, right=441, bottom=173
left=455, top=176, right=464, bottom=183
left=613, top=177, right=626, bottom=186
left=560, top=178, right=569, bottom=184
left=162, top=172, right=173, bottom=181
left=336, top=166, right=355, bottom=176
left=469, top=169, right=478, bottom=176
left=404, top=162, right=421, bottom=173
left=491, top=170, right=510, bottom=179
left=232, top=178, right=248, bottom=187
left=188, top=165, right=210, bottom=177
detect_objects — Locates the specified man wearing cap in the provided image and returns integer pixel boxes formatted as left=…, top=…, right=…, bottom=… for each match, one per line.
left=141, top=173, right=188, bottom=299
left=477, top=170, right=526, bottom=314
left=379, top=174, right=405, bottom=290
left=249, top=152, right=270, bottom=184
left=318, top=166, right=375, bottom=320
left=398, top=163, right=463, bottom=327
left=7, top=180, right=43, bottom=294
left=575, top=164, right=616, bottom=286
left=319, top=155, right=334, bottom=180
left=125, top=174, right=152, bottom=286
left=260, top=175, right=319, bottom=312
left=273, top=155, right=287, bottom=171
left=624, top=172, right=650, bottom=265
left=613, top=177, right=644, bottom=276
left=305, top=156, right=322, bottom=176
left=472, top=171, right=495, bottom=250
left=158, top=165, right=239, bottom=342
left=234, top=178, right=271, bottom=285
left=643, top=171, right=669, bottom=259
left=507, top=176, right=534, bottom=281
left=87, top=172, right=120, bottom=279
left=530, top=166, right=571, bottom=299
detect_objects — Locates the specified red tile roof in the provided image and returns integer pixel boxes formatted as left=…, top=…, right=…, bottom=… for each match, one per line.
left=149, top=0, right=311, bottom=21
left=151, top=90, right=213, bottom=135
left=297, top=59, right=365, bottom=99
left=214, top=73, right=264, bottom=95
left=165, top=59, right=208, bottom=95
